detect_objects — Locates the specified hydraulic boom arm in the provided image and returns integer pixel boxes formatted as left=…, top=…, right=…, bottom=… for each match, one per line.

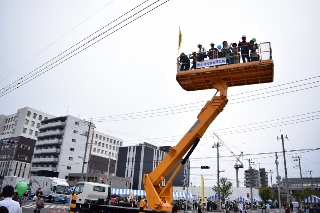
left=143, top=81, right=229, bottom=212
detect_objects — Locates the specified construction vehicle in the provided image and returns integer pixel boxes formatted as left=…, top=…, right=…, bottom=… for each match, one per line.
left=69, top=42, right=274, bottom=213
left=30, top=176, right=70, bottom=203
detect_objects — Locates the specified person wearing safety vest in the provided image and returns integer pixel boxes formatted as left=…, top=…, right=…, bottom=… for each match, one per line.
left=139, top=199, right=147, bottom=213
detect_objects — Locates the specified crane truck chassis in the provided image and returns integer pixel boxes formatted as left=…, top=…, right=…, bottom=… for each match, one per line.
left=69, top=44, right=274, bottom=213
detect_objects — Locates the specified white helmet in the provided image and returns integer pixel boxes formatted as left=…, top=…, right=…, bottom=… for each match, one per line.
left=210, top=42, right=215, bottom=45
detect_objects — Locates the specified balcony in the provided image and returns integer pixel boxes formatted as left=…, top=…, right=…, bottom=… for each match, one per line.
left=32, top=157, right=59, bottom=163
left=30, top=166, right=57, bottom=172
left=36, top=139, right=62, bottom=146
left=39, top=121, right=66, bottom=130
left=38, top=130, right=64, bottom=137
left=34, top=148, right=61, bottom=154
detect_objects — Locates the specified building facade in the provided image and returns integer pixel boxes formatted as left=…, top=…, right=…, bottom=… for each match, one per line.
left=115, top=142, right=188, bottom=190
left=91, top=131, right=123, bottom=161
left=31, top=116, right=93, bottom=179
left=0, top=107, right=55, bottom=178
left=0, top=107, right=55, bottom=140
left=244, top=168, right=268, bottom=188
left=0, top=136, right=36, bottom=178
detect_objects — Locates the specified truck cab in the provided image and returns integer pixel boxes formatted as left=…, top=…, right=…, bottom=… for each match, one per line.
left=72, top=182, right=111, bottom=205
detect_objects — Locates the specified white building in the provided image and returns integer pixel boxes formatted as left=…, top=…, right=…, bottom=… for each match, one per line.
left=91, top=131, right=123, bottom=160
left=31, top=115, right=93, bottom=179
left=0, top=107, right=55, bottom=140
left=0, top=107, right=55, bottom=178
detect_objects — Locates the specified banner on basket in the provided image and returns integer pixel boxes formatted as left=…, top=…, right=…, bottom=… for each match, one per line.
left=196, top=58, right=226, bottom=68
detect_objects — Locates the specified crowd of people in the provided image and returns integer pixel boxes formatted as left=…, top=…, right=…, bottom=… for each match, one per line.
left=179, top=35, right=260, bottom=71
left=0, top=185, right=44, bottom=213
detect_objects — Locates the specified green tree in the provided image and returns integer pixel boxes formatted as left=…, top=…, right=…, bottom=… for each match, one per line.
left=212, top=177, right=233, bottom=202
left=259, top=187, right=273, bottom=202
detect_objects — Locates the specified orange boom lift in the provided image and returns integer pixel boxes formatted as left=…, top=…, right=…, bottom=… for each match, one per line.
left=143, top=42, right=274, bottom=212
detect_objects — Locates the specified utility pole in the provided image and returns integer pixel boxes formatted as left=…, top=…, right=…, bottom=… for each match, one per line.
left=269, top=170, right=273, bottom=187
left=247, top=159, right=255, bottom=205
left=212, top=141, right=222, bottom=211
left=185, top=159, right=189, bottom=213
left=293, top=156, right=304, bottom=212
left=275, top=153, right=282, bottom=213
left=277, top=133, right=290, bottom=204
left=306, top=170, right=313, bottom=189
left=86, top=130, right=95, bottom=181
left=81, top=119, right=93, bottom=181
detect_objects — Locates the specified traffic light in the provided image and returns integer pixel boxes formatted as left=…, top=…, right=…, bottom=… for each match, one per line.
left=201, top=166, right=210, bottom=169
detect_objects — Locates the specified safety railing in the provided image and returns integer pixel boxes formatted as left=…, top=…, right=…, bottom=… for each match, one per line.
left=177, top=42, right=272, bottom=73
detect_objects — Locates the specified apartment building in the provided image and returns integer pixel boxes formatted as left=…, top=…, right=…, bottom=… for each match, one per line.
left=0, top=136, right=36, bottom=178
left=0, top=107, right=55, bottom=140
left=115, top=142, right=188, bottom=190
left=91, top=131, right=123, bottom=161
left=30, top=115, right=93, bottom=179
left=0, top=107, right=55, bottom=178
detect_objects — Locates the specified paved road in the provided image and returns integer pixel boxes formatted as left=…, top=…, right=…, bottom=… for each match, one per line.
left=180, top=209, right=291, bottom=213
left=22, top=201, right=69, bottom=213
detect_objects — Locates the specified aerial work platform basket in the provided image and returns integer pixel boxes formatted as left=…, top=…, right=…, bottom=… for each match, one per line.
left=176, top=42, right=274, bottom=91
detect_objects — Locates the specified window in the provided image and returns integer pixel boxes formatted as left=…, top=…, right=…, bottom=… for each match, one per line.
left=27, top=111, right=31, bottom=117
left=103, top=137, right=105, bottom=141
left=67, top=166, right=71, bottom=170
left=75, top=122, right=79, bottom=125
left=22, top=128, right=27, bottom=133
left=105, top=151, right=107, bottom=155
left=94, top=141, right=97, bottom=145
left=33, top=113, right=37, bottom=119
left=36, top=123, right=40, bottom=128
left=113, top=146, right=115, bottom=150
left=110, top=139, right=112, bottom=143
left=99, top=135, right=102, bottom=140
left=21, top=145, right=31, bottom=150
left=97, top=149, right=100, bottom=153
left=44, top=117, right=48, bottom=120
left=98, top=142, right=101, bottom=146
left=70, top=148, right=74, bottom=152
left=95, top=134, right=98, bottom=138
left=109, top=145, right=111, bottom=149
left=112, top=153, right=114, bottom=157
left=93, top=186, right=105, bottom=192
left=108, top=152, right=111, bottom=156
left=102, top=143, right=104, bottom=148
left=35, top=131, right=38, bottom=136
left=28, top=129, right=33, bottom=135
left=31, top=121, right=35, bottom=127
left=3, top=126, right=5, bottom=131
left=113, top=141, right=116, bottom=144
left=93, top=148, right=96, bottom=152
left=17, top=155, right=27, bottom=160
left=107, top=138, right=109, bottom=142
left=117, top=141, right=119, bottom=145
left=25, top=119, right=29, bottom=125
left=72, top=139, right=76, bottom=143
left=69, top=157, right=73, bottom=161
left=120, top=142, right=123, bottom=146
left=73, top=130, right=78, bottom=134
left=12, top=129, right=15, bottom=134
left=38, top=115, right=42, bottom=120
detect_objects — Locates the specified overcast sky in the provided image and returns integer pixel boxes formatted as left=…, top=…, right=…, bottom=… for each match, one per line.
left=1, top=0, right=320, bottom=187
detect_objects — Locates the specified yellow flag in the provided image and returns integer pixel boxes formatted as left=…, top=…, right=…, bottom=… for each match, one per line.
left=201, top=175, right=204, bottom=203
left=178, top=27, right=182, bottom=50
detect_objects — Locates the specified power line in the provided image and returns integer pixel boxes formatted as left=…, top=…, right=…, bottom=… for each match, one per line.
left=0, top=0, right=170, bottom=97
left=0, top=0, right=117, bottom=84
